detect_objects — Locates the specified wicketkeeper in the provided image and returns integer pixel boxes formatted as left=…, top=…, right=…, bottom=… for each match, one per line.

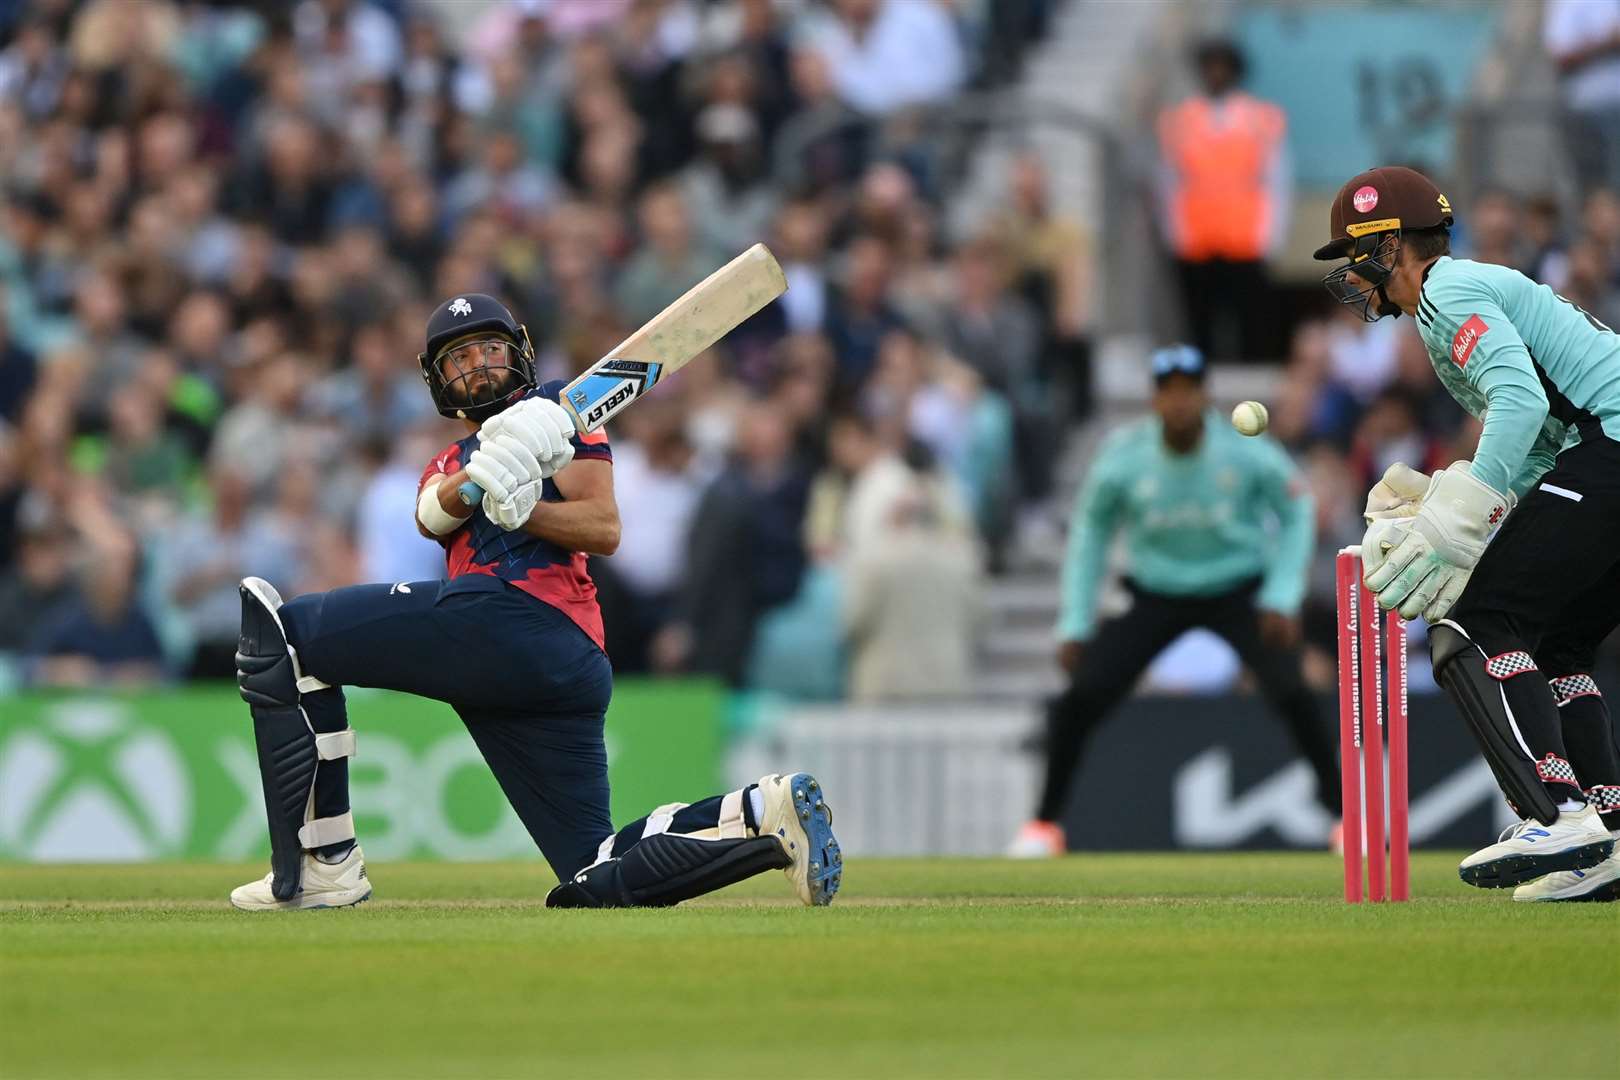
left=1010, top=345, right=1339, bottom=856
left=1317, top=166, right=1619, bottom=901
left=229, top=294, right=841, bottom=910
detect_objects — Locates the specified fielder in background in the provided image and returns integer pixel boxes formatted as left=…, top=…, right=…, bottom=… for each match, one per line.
left=1010, top=345, right=1338, bottom=857
left=229, top=293, right=840, bottom=910
left=1317, top=165, right=1619, bottom=901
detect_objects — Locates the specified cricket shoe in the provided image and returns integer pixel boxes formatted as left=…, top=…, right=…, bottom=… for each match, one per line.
left=230, top=845, right=372, bottom=911
left=1512, top=838, right=1620, bottom=903
left=1006, top=820, right=1065, bottom=858
left=757, top=773, right=841, bottom=906
left=1458, top=805, right=1614, bottom=889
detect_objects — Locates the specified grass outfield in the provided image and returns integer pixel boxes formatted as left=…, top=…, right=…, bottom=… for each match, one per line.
left=2, top=854, right=1615, bottom=1079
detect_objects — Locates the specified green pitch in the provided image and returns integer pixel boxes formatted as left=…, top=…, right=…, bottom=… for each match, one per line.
left=2, top=855, right=1614, bottom=1079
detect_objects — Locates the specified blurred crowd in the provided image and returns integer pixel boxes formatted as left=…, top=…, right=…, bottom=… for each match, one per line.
left=1546, top=0, right=1620, bottom=198
left=7, top=0, right=1615, bottom=703
left=0, top=0, right=1084, bottom=697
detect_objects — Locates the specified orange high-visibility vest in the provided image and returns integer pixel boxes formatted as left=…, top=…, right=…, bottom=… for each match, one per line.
left=1158, top=92, right=1286, bottom=261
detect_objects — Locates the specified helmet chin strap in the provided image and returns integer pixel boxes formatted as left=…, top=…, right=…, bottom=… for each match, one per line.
left=1374, top=232, right=1405, bottom=317
left=1374, top=282, right=1402, bottom=319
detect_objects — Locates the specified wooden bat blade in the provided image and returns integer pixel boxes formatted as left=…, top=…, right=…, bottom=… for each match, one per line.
left=559, top=242, right=786, bottom=431
left=457, top=243, right=784, bottom=506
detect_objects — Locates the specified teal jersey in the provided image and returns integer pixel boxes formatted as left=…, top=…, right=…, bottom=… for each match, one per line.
left=1056, top=411, right=1315, bottom=641
left=1415, top=256, right=1620, bottom=497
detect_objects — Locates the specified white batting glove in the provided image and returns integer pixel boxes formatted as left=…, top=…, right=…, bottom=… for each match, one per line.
left=1363, top=462, right=1432, bottom=522
left=488, top=429, right=573, bottom=482
left=1363, top=463, right=1510, bottom=621
left=483, top=479, right=540, bottom=531
left=465, top=437, right=540, bottom=504
left=486, top=397, right=577, bottom=478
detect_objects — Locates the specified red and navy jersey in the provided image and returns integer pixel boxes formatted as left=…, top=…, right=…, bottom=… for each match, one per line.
left=418, top=381, right=613, bottom=650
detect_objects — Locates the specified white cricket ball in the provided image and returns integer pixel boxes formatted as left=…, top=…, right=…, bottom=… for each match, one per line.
left=1231, top=400, right=1268, bottom=437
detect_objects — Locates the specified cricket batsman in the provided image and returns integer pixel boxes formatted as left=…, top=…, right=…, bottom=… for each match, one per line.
left=1010, top=345, right=1340, bottom=856
left=229, top=294, right=841, bottom=910
left=1317, top=165, right=1619, bottom=901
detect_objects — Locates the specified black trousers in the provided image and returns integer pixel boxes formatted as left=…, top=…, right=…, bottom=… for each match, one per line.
left=1036, top=579, right=1340, bottom=823
left=1444, top=434, right=1620, bottom=812
left=276, top=574, right=755, bottom=881
left=1172, top=257, right=1272, bottom=362
left=280, top=575, right=617, bottom=879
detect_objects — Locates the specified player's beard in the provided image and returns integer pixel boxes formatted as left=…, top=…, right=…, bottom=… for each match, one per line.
left=447, top=364, right=520, bottom=407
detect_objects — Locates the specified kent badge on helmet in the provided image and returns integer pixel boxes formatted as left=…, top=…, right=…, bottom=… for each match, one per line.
left=1314, top=165, right=1454, bottom=322
left=418, top=293, right=538, bottom=421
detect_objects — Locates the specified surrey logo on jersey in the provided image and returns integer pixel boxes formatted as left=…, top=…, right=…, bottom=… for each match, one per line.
left=1451, top=315, right=1488, bottom=368
left=449, top=297, right=473, bottom=317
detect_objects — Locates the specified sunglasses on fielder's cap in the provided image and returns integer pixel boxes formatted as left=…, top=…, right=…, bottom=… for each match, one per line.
left=1151, top=345, right=1206, bottom=382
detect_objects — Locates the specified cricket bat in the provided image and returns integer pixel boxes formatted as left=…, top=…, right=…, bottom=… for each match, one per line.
left=458, top=242, right=787, bottom=506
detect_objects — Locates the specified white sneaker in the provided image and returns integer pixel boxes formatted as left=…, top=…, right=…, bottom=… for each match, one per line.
left=1006, top=820, right=1065, bottom=858
left=1513, top=840, right=1620, bottom=902
left=757, top=773, right=841, bottom=906
left=1458, top=805, right=1614, bottom=889
left=230, top=845, right=372, bottom=911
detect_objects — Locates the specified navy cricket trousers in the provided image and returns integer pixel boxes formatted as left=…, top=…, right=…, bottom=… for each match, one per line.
left=278, top=574, right=615, bottom=880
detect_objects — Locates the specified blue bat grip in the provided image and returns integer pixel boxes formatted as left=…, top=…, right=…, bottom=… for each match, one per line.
left=457, top=480, right=482, bottom=507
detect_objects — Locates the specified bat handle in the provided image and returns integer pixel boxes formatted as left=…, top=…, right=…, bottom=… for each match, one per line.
left=457, top=480, right=483, bottom=507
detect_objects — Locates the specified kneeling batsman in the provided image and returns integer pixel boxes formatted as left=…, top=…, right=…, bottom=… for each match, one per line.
left=227, top=289, right=845, bottom=912
left=227, top=563, right=842, bottom=911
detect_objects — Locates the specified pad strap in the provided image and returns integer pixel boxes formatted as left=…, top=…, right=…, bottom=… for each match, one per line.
left=717, top=789, right=749, bottom=839
left=1588, top=784, right=1620, bottom=815
left=296, top=672, right=330, bottom=693
left=298, top=811, right=356, bottom=849
left=640, top=802, right=682, bottom=841
left=1549, top=674, right=1600, bottom=707
left=1534, top=754, right=1582, bottom=794
left=1483, top=651, right=1537, bottom=681
left=315, top=730, right=356, bottom=761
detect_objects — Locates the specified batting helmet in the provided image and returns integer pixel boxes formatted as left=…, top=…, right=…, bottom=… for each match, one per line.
left=418, top=293, right=537, bottom=421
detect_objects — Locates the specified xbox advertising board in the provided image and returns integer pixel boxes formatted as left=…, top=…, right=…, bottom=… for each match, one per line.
left=0, top=681, right=722, bottom=862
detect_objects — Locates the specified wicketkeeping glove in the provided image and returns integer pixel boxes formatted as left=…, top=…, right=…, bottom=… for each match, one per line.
left=1357, top=516, right=1410, bottom=586
left=1363, top=462, right=1511, bottom=622
left=1363, top=462, right=1432, bottom=522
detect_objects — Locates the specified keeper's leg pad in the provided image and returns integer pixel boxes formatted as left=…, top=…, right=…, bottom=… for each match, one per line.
left=545, top=833, right=790, bottom=909
left=1431, top=621, right=1561, bottom=825
left=237, top=578, right=354, bottom=901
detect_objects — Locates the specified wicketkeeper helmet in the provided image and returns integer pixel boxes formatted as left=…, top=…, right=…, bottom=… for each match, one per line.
left=1315, top=166, right=1454, bottom=322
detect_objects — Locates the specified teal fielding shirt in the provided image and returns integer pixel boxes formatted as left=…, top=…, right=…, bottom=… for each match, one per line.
left=1415, top=256, right=1620, bottom=497
left=1056, top=410, right=1315, bottom=642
